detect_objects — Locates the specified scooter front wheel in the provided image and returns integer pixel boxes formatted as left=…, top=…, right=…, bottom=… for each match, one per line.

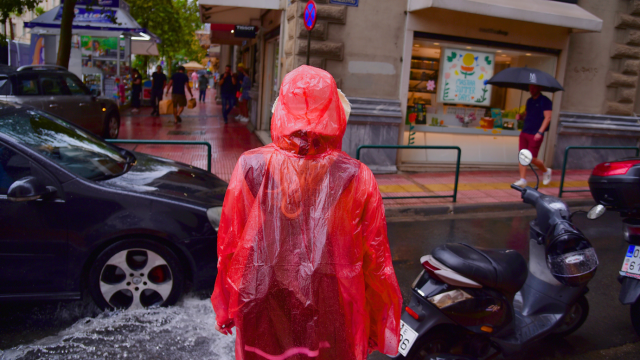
left=631, top=298, right=640, bottom=336
left=551, top=295, right=589, bottom=338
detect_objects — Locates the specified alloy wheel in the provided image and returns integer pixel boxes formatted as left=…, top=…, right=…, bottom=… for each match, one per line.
left=99, top=248, right=173, bottom=310
left=108, top=116, right=119, bottom=138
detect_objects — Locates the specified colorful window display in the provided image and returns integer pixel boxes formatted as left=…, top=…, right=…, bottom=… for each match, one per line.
left=438, top=48, right=494, bottom=106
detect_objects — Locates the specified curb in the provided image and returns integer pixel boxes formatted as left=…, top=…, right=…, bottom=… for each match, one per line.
left=385, top=198, right=595, bottom=219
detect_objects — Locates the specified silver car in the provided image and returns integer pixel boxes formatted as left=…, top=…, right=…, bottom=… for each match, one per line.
left=0, top=65, right=120, bottom=139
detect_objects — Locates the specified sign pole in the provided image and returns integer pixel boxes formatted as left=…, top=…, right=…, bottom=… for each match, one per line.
left=304, top=0, right=317, bottom=66
left=307, top=31, right=311, bottom=65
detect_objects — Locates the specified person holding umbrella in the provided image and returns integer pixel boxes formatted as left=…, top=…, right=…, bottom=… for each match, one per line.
left=515, top=84, right=553, bottom=187
left=487, top=67, right=563, bottom=187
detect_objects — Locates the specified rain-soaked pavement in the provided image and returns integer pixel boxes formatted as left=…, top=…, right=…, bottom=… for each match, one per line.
left=1, top=209, right=638, bottom=360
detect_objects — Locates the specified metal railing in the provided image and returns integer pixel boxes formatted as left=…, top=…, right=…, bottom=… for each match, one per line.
left=558, top=145, right=640, bottom=198
left=106, top=139, right=212, bottom=172
left=356, top=145, right=462, bottom=202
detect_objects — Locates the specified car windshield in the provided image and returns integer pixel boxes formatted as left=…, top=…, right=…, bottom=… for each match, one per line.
left=0, top=109, right=129, bottom=180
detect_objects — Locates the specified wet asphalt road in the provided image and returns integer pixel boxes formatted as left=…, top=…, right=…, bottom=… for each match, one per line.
left=1, top=209, right=638, bottom=359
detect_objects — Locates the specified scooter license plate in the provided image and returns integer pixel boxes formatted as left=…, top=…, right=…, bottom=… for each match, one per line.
left=621, top=245, right=640, bottom=278
left=398, top=320, right=419, bottom=357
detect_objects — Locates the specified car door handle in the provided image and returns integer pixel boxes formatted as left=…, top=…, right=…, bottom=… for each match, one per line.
left=49, top=104, right=59, bottom=108
left=79, top=103, right=88, bottom=106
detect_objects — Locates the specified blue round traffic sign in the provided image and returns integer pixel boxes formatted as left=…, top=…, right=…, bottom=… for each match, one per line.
left=304, top=0, right=317, bottom=31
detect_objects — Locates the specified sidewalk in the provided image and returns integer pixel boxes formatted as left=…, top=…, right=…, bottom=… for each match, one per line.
left=376, top=169, right=592, bottom=208
left=118, top=90, right=262, bottom=182
left=117, top=93, right=593, bottom=208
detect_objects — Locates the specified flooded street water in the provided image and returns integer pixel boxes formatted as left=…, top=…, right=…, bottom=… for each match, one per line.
left=0, top=295, right=235, bottom=360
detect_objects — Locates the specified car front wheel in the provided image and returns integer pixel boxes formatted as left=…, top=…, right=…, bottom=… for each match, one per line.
left=103, top=112, right=120, bottom=139
left=89, top=240, right=184, bottom=310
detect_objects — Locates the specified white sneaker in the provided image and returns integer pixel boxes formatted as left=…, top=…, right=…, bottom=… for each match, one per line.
left=513, top=179, right=527, bottom=187
left=543, top=168, right=552, bottom=185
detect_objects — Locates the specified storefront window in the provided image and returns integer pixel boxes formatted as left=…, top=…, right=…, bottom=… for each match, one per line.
left=409, top=39, right=557, bottom=130
left=404, top=37, right=559, bottom=166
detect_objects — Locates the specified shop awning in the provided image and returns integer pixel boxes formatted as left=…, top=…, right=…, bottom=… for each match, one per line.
left=408, top=0, right=603, bottom=32
left=25, top=3, right=161, bottom=49
left=132, top=40, right=159, bottom=56
left=198, top=0, right=281, bottom=25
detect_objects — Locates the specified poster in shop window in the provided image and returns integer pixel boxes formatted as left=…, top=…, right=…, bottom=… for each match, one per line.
left=438, top=48, right=495, bottom=106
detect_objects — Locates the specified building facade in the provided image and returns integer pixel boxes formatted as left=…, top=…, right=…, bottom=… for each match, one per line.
left=199, top=0, right=624, bottom=172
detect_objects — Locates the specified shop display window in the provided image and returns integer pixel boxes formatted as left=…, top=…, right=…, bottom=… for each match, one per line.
left=408, top=39, right=557, bottom=131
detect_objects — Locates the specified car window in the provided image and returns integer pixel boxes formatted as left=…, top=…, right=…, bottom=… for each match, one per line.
left=0, top=76, right=11, bottom=95
left=16, top=74, right=40, bottom=95
left=40, top=75, right=69, bottom=96
left=0, top=146, right=31, bottom=195
left=0, top=109, right=129, bottom=181
left=63, top=75, right=89, bottom=96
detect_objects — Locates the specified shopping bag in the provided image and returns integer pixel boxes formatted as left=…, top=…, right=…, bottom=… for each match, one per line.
left=159, top=99, right=173, bottom=115
left=187, top=98, right=197, bottom=109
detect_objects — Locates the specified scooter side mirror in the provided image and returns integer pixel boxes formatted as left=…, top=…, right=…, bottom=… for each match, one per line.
left=587, top=204, right=606, bottom=220
left=518, top=149, right=533, bottom=166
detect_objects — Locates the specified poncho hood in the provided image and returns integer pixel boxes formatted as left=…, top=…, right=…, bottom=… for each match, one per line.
left=271, top=66, right=346, bottom=155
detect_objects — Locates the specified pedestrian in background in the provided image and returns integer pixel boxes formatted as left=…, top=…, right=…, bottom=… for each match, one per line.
left=513, top=84, right=553, bottom=187
left=236, top=66, right=251, bottom=122
left=165, top=66, right=193, bottom=124
left=130, top=69, right=142, bottom=113
left=191, top=70, right=199, bottom=90
left=219, top=65, right=237, bottom=124
left=212, top=66, right=402, bottom=360
left=150, top=65, right=167, bottom=116
left=198, top=73, right=209, bottom=103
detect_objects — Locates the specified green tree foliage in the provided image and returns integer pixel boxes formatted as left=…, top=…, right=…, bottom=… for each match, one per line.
left=35, top=6, right=45, bottom=16
left=1, top=0, right=39, bottom=44
left=128, top=0, right=205, bottom=76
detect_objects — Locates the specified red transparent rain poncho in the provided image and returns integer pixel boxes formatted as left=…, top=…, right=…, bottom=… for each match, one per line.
left=212, top=65, right=402, bottom=360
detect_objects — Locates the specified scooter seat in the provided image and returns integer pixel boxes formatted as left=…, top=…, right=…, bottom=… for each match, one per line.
left=432, top=243, right=527, bottom=295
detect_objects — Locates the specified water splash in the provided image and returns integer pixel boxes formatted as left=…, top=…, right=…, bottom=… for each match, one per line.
left=1, top=296, right=235, bottom=360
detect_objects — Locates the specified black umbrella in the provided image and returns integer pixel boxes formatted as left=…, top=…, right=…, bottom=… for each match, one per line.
left=486, top=67, right=564, bottom=93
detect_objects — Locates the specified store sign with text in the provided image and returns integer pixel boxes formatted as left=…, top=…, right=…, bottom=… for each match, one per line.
left=54, top=7, right=116, bottom=23
left=438, top=48, right=495, bottom=106
left=234, top=25, right=257, bottom=38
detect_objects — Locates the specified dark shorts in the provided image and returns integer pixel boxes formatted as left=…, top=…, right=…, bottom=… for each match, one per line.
left=172, top=94, right=187, bottom=107
left=519, top=132, right=544, bottom=158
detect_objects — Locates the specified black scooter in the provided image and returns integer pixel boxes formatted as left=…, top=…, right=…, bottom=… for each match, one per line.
left=392, top=150, right=602, bottom=360
left=588, top=158, right=640, bottom=335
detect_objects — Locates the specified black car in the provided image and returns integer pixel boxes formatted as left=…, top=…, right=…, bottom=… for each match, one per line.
left=0, top=101, right=226, bottom=310
left=0, top=65, right=121, bottom=139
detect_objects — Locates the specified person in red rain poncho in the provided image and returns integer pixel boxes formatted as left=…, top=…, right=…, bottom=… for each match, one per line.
left=211, top=65, right=402, bottom=360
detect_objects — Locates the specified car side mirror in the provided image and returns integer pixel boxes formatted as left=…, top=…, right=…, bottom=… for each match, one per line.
left=91, top=89, right=101, bottom=97
left=7, top=176, right=54, bottom=202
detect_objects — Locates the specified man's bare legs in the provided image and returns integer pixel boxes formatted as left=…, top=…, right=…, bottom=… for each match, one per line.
left=173, top=105, right=185, bottom=123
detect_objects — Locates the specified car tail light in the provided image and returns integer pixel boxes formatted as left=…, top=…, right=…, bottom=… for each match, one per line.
left=592, top=160, right=640, bottom=176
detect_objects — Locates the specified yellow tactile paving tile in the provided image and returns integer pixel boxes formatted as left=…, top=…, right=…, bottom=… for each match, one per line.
left=424, top=183, right=454, bottom=192
left=378, top=184, right=424, bottom=193
left=379, top=180, right=589, bottom=193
